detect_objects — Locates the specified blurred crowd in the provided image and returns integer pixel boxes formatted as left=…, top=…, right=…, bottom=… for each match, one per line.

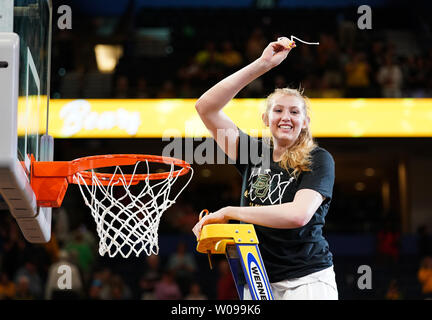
left=0, top=180, right=431, bottom=300
left=122, top=32, right=432, bottom=100
left=0, top=212, right=238, bottom=300
left=0, top=180, right=242, bottom=300
left=52, top=8, right=432, bottom=100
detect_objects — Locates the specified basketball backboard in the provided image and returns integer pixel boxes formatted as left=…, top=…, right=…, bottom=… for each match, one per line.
left=0, top=0, right=53, bottom=242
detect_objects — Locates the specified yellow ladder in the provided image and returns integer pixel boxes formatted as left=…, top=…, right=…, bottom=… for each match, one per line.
left=196, top=219, right=274, bottom=300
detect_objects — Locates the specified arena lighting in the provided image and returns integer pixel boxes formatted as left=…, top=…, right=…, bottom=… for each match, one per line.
left=364, top=168, right=375, bottom=177
left=17, top=98, right=432, bottom=138
left=355, top=182, right=366, bottom=192
left=94, top=44, right=123, bottom=73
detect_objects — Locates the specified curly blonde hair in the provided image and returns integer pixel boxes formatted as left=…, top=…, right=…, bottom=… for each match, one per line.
left=263, top=88, right=317, bottom=178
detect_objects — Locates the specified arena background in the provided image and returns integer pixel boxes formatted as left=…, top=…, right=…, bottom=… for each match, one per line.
left=1, top=0, right=432, bottom=301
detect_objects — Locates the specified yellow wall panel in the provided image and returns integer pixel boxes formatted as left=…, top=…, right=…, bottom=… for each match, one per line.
left=18, top=98, right=432, bottom=138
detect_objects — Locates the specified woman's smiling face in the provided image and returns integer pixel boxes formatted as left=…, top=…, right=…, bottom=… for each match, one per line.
left=264, top=93, right=308, bottom=148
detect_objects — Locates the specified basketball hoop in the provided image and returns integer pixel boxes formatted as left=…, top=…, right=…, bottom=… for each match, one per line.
left=31, top=154, right=193, bottom=258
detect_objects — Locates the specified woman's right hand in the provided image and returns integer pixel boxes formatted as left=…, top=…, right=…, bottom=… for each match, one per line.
left=259, top=37, right=296, bottom=70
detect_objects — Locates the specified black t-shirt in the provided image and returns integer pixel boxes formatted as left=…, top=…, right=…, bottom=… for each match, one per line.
left=234, top=129, right=335, bottom=282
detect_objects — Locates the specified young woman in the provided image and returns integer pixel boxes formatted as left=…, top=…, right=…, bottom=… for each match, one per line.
left=192, top=37, right=338, bottom=300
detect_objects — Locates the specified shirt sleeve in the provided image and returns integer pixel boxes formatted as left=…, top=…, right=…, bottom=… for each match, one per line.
left=297, top=148, right=335, bottom=202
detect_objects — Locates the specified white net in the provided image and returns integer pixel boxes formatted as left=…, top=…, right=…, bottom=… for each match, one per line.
left=73, top=160, right=193, bottom=258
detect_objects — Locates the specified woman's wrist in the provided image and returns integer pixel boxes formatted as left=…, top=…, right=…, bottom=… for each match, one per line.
left=253, top=57, right=274, bottom=73
left=222, top=206, right=239, bottom=222
left=226, top=206, right=244, bottom=222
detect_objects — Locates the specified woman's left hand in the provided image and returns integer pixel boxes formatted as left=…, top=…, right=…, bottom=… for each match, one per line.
left=192, top=207, right=233, bottom=239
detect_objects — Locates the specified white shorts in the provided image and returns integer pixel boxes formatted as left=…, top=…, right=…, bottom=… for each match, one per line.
left=243, top=266, right=338, bottom=300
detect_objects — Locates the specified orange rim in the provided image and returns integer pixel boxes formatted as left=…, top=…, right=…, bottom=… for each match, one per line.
left=32, top=154, right=192, bottom=184
left=31, top=154, right=192, bottom=208
left=71, top=154, right=191, bottom=183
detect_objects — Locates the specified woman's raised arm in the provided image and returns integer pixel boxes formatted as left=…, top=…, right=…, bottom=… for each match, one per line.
left=195, top=37, right=296, bottom=160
